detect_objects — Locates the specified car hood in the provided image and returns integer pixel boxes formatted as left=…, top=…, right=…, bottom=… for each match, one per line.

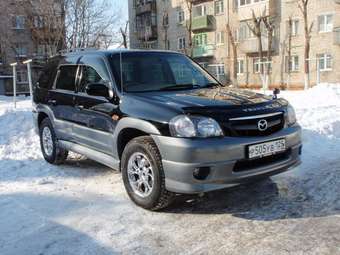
left=130, top=87, right=282, bottom=110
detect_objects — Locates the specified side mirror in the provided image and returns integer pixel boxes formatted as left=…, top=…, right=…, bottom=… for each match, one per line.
left=86, top=83, right=111, bottom=98
left=273, top=88, right=280, bottom=99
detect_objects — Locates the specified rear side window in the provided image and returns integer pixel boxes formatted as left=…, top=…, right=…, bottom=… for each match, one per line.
left=78, top=66, right=103, bottom=93
left=37, top=58, right=60, bottom=89
left=55, top=65, right=78, bottom=91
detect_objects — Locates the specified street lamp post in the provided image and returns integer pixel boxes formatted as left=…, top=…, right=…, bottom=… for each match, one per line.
left=10, top=62, right=18, bottom=108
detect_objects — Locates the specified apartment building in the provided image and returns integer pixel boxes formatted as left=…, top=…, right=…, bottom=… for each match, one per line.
left=0, top=0, right=65, bottom=95
left=128, top=0, right=340, bottom=89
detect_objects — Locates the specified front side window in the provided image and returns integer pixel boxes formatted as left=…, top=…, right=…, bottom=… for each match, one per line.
left=110, top=52, right=218, bottom=93
left=78, top=66, right=103, bottom=93
left=318, top=14, right=333, bottom=33
left=55, top=65, right=78, bottom=91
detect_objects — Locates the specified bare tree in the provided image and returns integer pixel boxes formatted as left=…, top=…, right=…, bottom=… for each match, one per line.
left=65, top=0, right=121, bottom=49
left=298, top=0, right=313, bottom=90
left=286, top=16, right=293, bottom=89
left=226, top=0, right=238, bottom=87
left=262, top=14, right=275, bottom=89
left=162, top=11, right=170, bottom=50
left=26, top=0, right=66, bottom=57
left=247, top=10, right=265, bottom=87
left=120, top=22, right=129, bottom=49
left=184, top=0, right=194, bottom=57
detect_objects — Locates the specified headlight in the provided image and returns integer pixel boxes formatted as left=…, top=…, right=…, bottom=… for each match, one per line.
left=287, top=104, right=297, bottom=126
left=169, top=115, right=223, bottom=138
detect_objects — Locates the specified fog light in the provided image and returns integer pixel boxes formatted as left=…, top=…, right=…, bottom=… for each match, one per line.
left=193, top=167, right=211, bottom=180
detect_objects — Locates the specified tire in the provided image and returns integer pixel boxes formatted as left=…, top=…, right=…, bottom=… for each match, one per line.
left=39, top=118, right=68, bottom=165
left=121, top=136, right=174, bottom=210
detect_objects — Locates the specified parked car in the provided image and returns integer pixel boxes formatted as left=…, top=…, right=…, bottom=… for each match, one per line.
left=33, top=49, right=302, bottom=210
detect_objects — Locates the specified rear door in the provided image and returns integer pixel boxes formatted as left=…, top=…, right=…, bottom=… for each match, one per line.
left=73, top=56, right=119, bottom=155
left=48, top=65, right=79, bottom=141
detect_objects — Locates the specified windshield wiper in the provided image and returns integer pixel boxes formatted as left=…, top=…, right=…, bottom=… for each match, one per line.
left=160, top=84, right=200, bottom=91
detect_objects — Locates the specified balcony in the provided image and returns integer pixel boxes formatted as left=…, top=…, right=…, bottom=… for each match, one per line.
left=237, top=0, right=276, bottom=21
left=192, top=45, right=215, bottom=58
left=334, top=28, right=340, bottom=45
left=136, top=1, right=156, bottom=15
left=239, top=37, right=278, bottom=54
left=137, top=26, right=158, bottom=41
left=191, top=0, right=213, bottom=3
left=192, top=15, right=215, bottom=32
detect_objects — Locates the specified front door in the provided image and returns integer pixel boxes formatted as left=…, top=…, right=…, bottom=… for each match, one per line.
left=73, top=65, right=119, bottom=155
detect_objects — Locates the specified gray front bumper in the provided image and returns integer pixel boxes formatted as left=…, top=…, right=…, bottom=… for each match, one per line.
left=152, top=124, right=302, bottom=194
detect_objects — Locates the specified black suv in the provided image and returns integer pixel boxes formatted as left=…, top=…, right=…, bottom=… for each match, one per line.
left=33, top=49, right=302, bottom=210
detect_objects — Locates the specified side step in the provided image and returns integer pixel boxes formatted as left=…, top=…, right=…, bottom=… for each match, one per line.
left=59, top=140, right=120, bottom=170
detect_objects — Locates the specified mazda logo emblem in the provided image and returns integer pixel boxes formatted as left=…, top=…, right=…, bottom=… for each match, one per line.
left=258, top=119, right=268, bottom=131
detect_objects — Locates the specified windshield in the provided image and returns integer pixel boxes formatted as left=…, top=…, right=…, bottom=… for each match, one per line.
left=109, top=52, right=219, bottom=93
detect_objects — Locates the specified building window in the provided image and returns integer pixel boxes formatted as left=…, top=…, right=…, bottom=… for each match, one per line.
left=238, top=0, right=265, bottom=7
left=288, top=19, right=299, bottom=36
left=17, top=70, right=28, bottom=83
left=285, top=55, right=299, bottom=72
left=15, top=44, right=27, bottom=57
left=238, top=22, right=254, bottom=41
left=215, top=0, right=224, bottom=15
left=237, top=59, right=245, bottom=75
left=215, top=31, right=225, bottom=45
left=318, top=14, right=333, bottom=33
left=253, top=57, right=272, bottom=73
left=12, top=15, right=25, bottom=29
left=33, top=16, right=44, bottom=28
left=163, top=12, right=169, bottom=27
left=178, top=10, right=185, bottom=23
left=194, top=33, right=208, bottom=46
left=193, top=5, right=207, bottom=17
left=318, top=53, right=332, bottom=71
left=215, top=64, right=225, bottom=82
left=178, top=37, right=186, bottom=50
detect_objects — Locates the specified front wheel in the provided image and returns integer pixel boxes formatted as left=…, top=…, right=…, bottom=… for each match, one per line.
left=121, top=136, right=174, bottom=210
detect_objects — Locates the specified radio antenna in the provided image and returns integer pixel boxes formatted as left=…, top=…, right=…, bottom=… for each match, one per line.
left=120, top=51, right=124, bottom=94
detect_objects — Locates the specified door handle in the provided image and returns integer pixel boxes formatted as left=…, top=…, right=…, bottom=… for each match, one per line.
left=76, top=105, right=84, bottom=110
left=48, top=99, right=57, bottom=105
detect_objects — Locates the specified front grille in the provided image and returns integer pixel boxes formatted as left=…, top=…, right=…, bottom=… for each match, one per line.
left=233, top=149, right=291, bottom=173
left=225, top=112, right=284, bottom=137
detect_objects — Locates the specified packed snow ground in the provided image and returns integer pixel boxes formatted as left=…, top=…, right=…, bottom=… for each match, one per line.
left=0, top=84, right=340, bottom=255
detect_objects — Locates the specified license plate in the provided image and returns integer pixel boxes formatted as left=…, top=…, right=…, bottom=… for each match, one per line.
left=248, top=139, right=286, bottom=159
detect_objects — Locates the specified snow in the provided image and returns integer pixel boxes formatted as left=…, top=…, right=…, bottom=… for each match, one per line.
left=1, top=85, right=340, bottom=254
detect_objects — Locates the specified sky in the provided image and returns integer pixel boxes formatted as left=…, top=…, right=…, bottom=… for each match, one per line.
left=114, top=0, right=129, bottom=22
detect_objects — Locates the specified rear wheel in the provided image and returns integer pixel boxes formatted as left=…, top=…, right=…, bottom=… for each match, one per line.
left=39, top=118, right=68, bottom=164
left=121, top=136, right=174, bottom=210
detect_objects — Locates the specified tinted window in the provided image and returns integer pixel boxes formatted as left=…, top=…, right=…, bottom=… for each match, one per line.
left=78, top=66, right=103, bottom=93
left=38, top=57, right=60, bottom=89
left=55, top=65, right=78, bottom=91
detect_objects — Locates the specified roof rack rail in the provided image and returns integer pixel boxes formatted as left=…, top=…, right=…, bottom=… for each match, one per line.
left=58, top=48, right=98, bottom=55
